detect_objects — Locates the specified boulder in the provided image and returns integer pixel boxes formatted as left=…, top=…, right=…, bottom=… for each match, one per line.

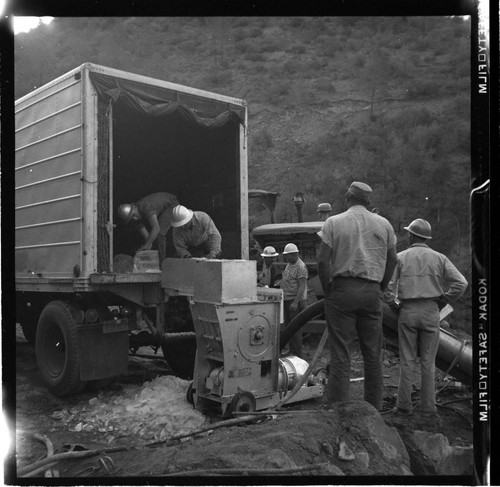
left=406, top=430, right=473, bottom=476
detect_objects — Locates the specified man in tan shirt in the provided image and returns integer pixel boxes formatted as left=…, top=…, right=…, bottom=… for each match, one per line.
left=385, top=218, right=467, bottom=420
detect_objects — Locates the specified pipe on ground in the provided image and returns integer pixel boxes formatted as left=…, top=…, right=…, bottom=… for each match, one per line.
left=280, top=299, right=472, bottom=386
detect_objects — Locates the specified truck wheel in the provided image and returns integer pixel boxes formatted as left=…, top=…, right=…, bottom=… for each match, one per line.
left=35, top=300, right=87, bottom=395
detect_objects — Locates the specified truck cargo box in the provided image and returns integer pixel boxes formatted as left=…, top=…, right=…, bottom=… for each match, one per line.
left=15, top=63, right=249, bottom=290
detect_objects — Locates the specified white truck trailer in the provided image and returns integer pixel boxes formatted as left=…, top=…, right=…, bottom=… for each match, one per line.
left=15, top=63, right=249, bottom=395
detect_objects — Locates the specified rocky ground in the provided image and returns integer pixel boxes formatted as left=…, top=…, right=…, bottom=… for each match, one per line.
left=9, top=324, right=473, bottom=482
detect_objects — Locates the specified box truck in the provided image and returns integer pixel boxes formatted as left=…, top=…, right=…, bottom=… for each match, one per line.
left=15, top=63, right=249, bottom=394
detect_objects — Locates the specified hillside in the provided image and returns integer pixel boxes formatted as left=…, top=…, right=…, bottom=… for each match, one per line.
left=13, top=16, right=472, bottom=330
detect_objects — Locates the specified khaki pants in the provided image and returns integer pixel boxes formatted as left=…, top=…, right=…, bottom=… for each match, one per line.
left=397, top=300, right=440, bottom=413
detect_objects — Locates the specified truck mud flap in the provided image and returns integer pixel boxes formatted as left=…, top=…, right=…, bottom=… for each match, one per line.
left=77, top=321, right=129, bottom=381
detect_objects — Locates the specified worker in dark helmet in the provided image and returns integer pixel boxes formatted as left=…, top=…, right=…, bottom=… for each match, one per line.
left=280, top=243, right=308, bottom=358
left=171, top=205, right=222, bottom=259
left=317, top=181, right=397, bottom=411
left=258, top=246, right=279, bottom=287
left=117, top=192, right=178, bottom=261
left=385, top=218, right=467, bottom=423
left=317, top=202, right=332, bottom=221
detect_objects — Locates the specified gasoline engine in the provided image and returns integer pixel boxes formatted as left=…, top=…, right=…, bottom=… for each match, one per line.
left=162, top=258, right=326, bottom=417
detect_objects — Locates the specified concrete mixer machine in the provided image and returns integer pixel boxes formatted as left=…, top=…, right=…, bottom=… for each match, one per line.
left=162, top=258, right=325, bottom=417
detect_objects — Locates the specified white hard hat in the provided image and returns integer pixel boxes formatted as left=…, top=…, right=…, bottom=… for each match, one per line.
left=404, top=218, right=432, bottom=239
left=282, top=243, right=299, bottom=254
left=261, top=246, right=279, bottom=258
left=171, top=205, right=194, bottom=227
left=118, top=203, right=135, bottom=224
left=317, top=202, right=332, bottom=212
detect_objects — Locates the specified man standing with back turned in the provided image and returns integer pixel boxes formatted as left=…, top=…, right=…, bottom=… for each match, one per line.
left=317, top=182, right=397, bottom=411
left=386, top=219, right=467, bottom=421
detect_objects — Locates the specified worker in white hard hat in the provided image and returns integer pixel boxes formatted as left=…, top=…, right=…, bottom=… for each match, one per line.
left=280, top=243, right=308, bottom=358
left=317, top=181, right=398, bottom=411
left=258, top=246, right=279, bottom=287
left=317, top=202, right=332, bottom=221
left=384, top=218, right=467, bottom=423
left=171, top=205, right=222, bottom=259
left=117, top=192, right=178, bottom=261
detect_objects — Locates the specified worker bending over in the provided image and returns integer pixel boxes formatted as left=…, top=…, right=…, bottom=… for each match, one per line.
left=317, top=181, right=397, bottom=411
left=118, top=192, right=178, bottom=261
left=280, top=243, right=308, bottom=358
left=385, top=218, right=467, bottom=422
left=171, top=205, right=222, bottom=259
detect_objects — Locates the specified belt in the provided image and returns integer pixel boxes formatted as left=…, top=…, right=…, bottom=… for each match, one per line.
left=401, top=297, right=439, bottom=303
left=332, top=276, right=378, bottom=283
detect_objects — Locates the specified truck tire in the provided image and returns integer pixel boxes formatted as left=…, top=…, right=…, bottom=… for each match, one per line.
left=35, top=300, right=87, bottom=395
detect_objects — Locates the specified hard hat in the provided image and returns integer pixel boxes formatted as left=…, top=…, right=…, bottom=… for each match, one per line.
left=261, top=246, right=279, bottom=258
left=171, top=205, right=194, bottom=227
left=317, top=203, right=332, bottom=213
left=117, top=203, right=135, bottom=224
left=404, top=218, right=432, bottom=239
left=282, top=243, right=299, bottom=254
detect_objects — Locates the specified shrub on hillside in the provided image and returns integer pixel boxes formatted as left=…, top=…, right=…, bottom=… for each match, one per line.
left=201, top=68, right=233, bottom=87
left=284, top=60, right=303, bottom=74
left=289, top=44, right=306, bottom=54
left=249, top=27, right=263, bottom=38
left=253, top=129, right=274, bottom=149
left=288, top=18, right=305, bottom=28
left=314, top=77, right=336, bottom=93
left=233, top=18, right=250, bottom=28
left=405, top=80, right=443, bottom=99
left=322, top=43, right=341, bottom=58
left=386, top=107, right=434, bottom=134
left=245, top=52, right=266, bottom=63
left=261, top=39, right=284, bottom=53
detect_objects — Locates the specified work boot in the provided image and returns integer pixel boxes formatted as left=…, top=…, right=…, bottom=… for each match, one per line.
left=392, top=407, right=413, bottom=416
left=417, top=411, right=442, bottom=429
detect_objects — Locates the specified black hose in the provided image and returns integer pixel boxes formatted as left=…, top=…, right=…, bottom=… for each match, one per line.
left=280, top=299, right=325, bottom=350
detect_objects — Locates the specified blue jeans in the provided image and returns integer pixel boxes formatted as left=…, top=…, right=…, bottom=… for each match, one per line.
left=397, top=300, right=440, bottom=413
left=324, top=277, right=384, bottom=410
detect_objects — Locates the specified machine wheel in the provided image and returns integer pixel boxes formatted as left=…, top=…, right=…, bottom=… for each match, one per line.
left=35, top=300, right=87, bottom=396
left=227, top=391, right=256, bottom=417
left=313, top=368, right=328, bottom=394
left=186, top=382, right=195, bottom=405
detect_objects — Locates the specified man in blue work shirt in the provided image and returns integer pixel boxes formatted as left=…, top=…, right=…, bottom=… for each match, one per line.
left=385, top=218, right=467, bottom=421
left=317, top=181, right=397, bottom=411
